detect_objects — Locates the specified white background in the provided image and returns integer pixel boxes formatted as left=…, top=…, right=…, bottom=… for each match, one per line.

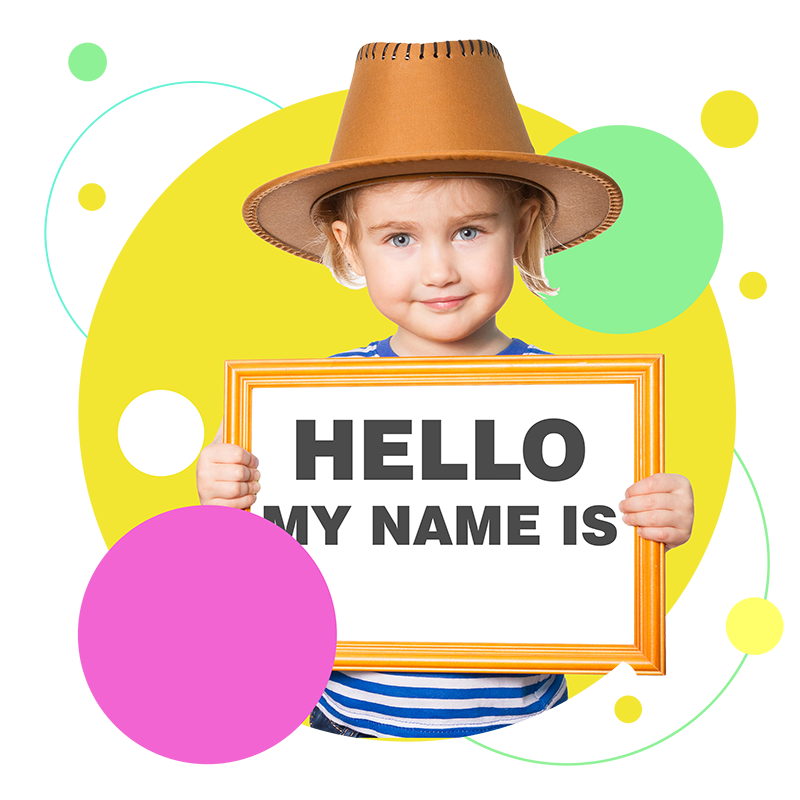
left=10, top=14, right=798, bottom=800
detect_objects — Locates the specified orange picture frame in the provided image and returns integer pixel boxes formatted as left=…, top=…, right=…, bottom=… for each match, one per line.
left=224, top=354, right=665, bottom=675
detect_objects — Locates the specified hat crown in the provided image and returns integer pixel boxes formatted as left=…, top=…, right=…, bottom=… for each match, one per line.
left=330, top=40, right=536, bottom=163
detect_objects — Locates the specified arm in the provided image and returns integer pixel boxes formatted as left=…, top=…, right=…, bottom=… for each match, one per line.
left=619, top=473, right=694, bottom=551
left=196, top=422, right=261, bottom=509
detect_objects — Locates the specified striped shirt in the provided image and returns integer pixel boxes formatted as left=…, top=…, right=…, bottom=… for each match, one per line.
left=330, top=336, right=550, bottom=359
left=320, top=672, right=567, bottom=738
left=319, top=335, right=567, bottom=738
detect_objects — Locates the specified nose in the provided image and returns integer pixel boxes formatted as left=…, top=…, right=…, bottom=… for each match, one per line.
left=419, top=241, right=460, bottom=287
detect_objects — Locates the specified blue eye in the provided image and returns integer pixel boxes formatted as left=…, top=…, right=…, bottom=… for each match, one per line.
left=390, top=233, right=412, bottom=248
left=456, top=227, right=479, bottom=240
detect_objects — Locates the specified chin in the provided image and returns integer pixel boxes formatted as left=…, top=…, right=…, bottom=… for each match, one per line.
left=422, top=326, right=479, bottom=345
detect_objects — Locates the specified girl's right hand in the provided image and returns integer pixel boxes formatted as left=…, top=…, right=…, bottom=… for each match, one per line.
left=196, top=423, right=261, bottom=509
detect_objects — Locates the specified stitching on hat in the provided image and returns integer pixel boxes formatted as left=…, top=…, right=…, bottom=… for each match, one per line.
left=357, top=41, right=502, bottom=62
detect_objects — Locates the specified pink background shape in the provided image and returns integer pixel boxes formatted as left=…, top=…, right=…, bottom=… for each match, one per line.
left=78, top=505, right=337, bottom=763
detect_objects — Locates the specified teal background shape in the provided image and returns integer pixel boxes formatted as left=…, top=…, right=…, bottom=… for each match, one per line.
left=464, top=655, right=763, bottom=766
left=731, top=447, right=784, bottom=599
left=44, top=39, right=143, bottom=108
left=44, top=39, right=283, bottom=339
left=543, top=126, right=723, bottom=334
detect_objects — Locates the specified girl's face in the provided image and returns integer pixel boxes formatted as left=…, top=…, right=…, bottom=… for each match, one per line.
left=332, top=179, right=539, bottom=356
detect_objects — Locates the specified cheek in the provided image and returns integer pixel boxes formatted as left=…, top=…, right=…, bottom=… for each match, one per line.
left=493, top=270, right=515, bottom=306
left=476, top=251, right=515, bottom=300
left=363, top=264, right=408, bottom=309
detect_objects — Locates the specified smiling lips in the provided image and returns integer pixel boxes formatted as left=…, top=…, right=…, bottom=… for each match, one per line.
left=419, top=295, right=470, bottom=311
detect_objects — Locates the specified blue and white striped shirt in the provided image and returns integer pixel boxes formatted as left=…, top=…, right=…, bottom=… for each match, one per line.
left=320, top=671, right=567, bottom=738
left=330, top=336, right=550, bottom=359
left=318, top=336, right=567, bottom=738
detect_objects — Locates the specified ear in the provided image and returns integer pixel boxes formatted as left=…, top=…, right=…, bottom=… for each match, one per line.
left=514, top=197, right=541, bottom=259
left=331, top=221, right=364, bottom=276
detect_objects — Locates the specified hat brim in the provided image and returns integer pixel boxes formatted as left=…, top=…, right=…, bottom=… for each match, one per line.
left=243, top=151, right=622, bottom=262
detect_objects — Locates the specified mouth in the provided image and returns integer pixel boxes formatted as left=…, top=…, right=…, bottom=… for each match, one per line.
left=419, top=295, right=470, bottom=311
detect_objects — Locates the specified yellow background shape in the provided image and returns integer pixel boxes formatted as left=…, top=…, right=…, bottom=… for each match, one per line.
left=670, top=39, right=783, bottom=178
left=697, top=572, right=784, bottom=766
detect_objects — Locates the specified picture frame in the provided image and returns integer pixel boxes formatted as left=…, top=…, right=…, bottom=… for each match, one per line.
left=224, top=354, right=665, bottom=675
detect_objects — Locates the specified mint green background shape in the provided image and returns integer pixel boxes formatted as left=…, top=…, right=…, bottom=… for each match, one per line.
left=542, top=126, right=723, bottom=334
left=464, top=655, right=763, bottom=766
left=731, top=447, right=784, bottom=599
left=44, top=39, right=283, bottom=339
left=44, top=39, right=142, bottom=108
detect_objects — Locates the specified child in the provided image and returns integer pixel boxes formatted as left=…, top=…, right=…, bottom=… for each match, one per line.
left=197, top=40, right=694, bottom=739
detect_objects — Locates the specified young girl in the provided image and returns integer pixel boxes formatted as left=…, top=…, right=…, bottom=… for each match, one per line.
left=197, top=40, right=694, bottom=738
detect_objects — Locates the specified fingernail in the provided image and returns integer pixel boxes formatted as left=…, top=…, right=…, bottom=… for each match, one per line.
left=254, top=470, right=261, bottom=481
left=253, top=482, right=261, bottom=493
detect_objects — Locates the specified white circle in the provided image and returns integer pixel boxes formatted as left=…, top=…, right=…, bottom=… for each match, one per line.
left=118, top=390, right=205, bottom=477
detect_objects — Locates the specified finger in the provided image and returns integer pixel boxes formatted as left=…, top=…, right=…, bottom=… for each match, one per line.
left=214, top=464, right=261, bottom=483
left=209, top=443, right=259, bottom=467
left=624, top=473, right=686, bottom=499
left=215, top=480, right=261, bottom=500
left=621, top=509, right=688, bottom=529
left=619, top=492, right=680, bottom=514
left=636, top=526, right=691, bottom=550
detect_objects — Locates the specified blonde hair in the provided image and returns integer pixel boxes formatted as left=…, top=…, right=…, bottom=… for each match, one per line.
left=311, top=177, right=558, bottom=297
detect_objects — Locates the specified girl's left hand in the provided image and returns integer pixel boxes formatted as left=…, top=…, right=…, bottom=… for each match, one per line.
left=619, top=473, right=694, bottom=551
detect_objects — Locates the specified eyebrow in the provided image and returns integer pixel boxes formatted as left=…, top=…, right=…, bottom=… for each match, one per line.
left=365, top=212, right=500, bottom=234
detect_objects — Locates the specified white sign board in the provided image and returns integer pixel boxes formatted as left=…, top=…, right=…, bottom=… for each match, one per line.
left=226, top=355, right=665, bottom=674
left=252, top=382, right=634, bottom=643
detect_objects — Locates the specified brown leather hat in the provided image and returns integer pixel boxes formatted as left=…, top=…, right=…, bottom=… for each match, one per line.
left=243, top=40, right=622, bottom=261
